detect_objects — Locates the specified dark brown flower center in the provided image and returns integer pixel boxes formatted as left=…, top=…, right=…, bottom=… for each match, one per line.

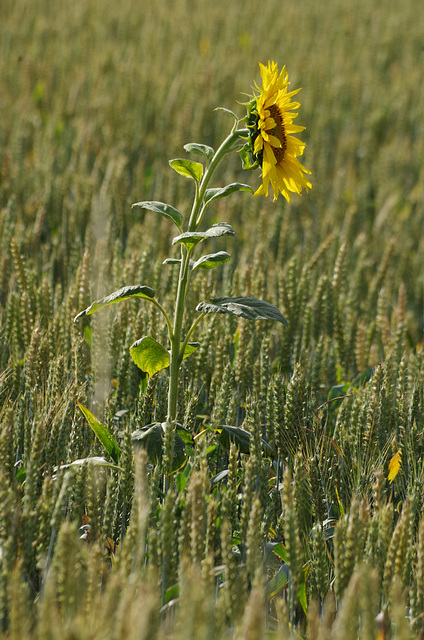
left=268, top=103, right=287, bottom=162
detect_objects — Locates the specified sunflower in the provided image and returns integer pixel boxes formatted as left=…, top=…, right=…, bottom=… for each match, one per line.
left=243, top=61, right=312, bottom=202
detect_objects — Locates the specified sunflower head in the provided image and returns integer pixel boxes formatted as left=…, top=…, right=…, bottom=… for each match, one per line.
left=239, top=61, right=312, bottom=202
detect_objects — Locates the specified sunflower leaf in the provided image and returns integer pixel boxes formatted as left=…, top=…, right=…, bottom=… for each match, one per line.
left=204, top=183, right=253, bottom=205
left=214, top=106, right=239, bottom=121
left=130, top=337, right=170, bottom=377
left=196, top=296, right=288, bottom=325
left=172, top=223, right=235, bottom=248
left=131, top=200, right=183, bottom=230
left=192, top=251, right=231, bottom=271
left=130, top=336, right=200, bottom=376
left=183, top=143, right=215, bottom=163
left=74, top=285, right=155, bottom=321
left=132, top=422, right=186, bottom=472
left=169, top=158, right=203, bottom=183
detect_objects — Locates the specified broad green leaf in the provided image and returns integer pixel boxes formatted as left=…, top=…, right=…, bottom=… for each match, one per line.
left=204, top=183, right=253, bottom=205
left=204, top=222, right=235, bottom=238
left=169, top=158, right=203, bottom=183
left=196, top=296, right=288, bottom=325
left=56, top=457, right=123, bottom=472
left=388, top=449, right=402, bottom=483
left=183, top=143, right=214, bottom=163
left=172, top=223, right=235, bottom=249
left=130, top=336, right=200, bottom=375
left=265, top=563, right=290, bottom=599
left=131, top=200, right=183, bottom=230
left=78, top=403, right=121, bottom=464
left=192, top=251, right=231, bottom=271
left=130, top=336, right=169, bottom=377
left=132, top=422, right=186, bottom=472
left=74, top=285, right=155, bottom=322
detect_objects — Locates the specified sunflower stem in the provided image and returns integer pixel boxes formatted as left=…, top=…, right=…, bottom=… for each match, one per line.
left=166, top=127, right=246, bottom=428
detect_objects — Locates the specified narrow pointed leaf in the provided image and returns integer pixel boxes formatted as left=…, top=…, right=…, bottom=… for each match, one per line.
left=130, top=336, right=169, bottom=376
left=56, top=457, right=123, bottom=472
left=196, top=297, right=288, bottom=325
left=78, top=403, right=121, bottom=464
left=131, top=200, right=183, bottom=230
left=169, top=158, right=203, bottom=182
left=204, top=183, right=253, bottom=205
left=74, top=285, right=155, bottom=321
left=183, top=143, right=214, bottom=163
left=265, top=563, right=290, bottom=598
left=192, top=251, right=231, bottom=271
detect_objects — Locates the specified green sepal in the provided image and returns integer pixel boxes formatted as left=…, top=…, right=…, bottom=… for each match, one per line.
left=78, top=403, right=121, bottom=464
left=183, top=143, right=214, bottom=163
left=204, top=183, right=253, bottom=205
left=196, top=296, right=288, bottom=325
left=239, top=144, right=259, bottom=170
left=169, top=158, right=203, bottom=183
left=192, top=251, right=231, bottom=271
left=131, top=200, right=183, bottom=230
left=74, top=285, right=155, bottom=322
left=130, top=336, right=200, bottom=376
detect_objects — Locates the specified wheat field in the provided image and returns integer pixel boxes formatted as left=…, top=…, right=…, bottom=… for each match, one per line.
left=1, top=0, right=424, bottom=637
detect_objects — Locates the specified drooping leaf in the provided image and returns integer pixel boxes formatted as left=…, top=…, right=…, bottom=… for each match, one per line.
left=130, top=336, right=169, bottom=377
left=169, top=158, right=203, bottom=183
left=214, top=106, right=238, bottom=121
left=74, top=285, right=155, bottom=322
left=183, top=143, right=214, bottom=163
left=130, top=336, right=200, bottom=375
left=131, top=422, right=186, bottom=472
left=217, top=425, right=251, bottom=454
left=131, top=200, right=183, bottom=230
left=388, top=449, right=402, bottom=483
left=78, top=403, right=121, bottom=464
left=192, top=251, right=231, bottom=271
left=204, top=183, right=253, bottom=205
left=172, top=223, right=235, bottom=249
left=196, top=296, right=288, bottom=325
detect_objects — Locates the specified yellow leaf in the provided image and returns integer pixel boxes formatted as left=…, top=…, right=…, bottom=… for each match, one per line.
left=388, top=449, right=402, bottom=483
